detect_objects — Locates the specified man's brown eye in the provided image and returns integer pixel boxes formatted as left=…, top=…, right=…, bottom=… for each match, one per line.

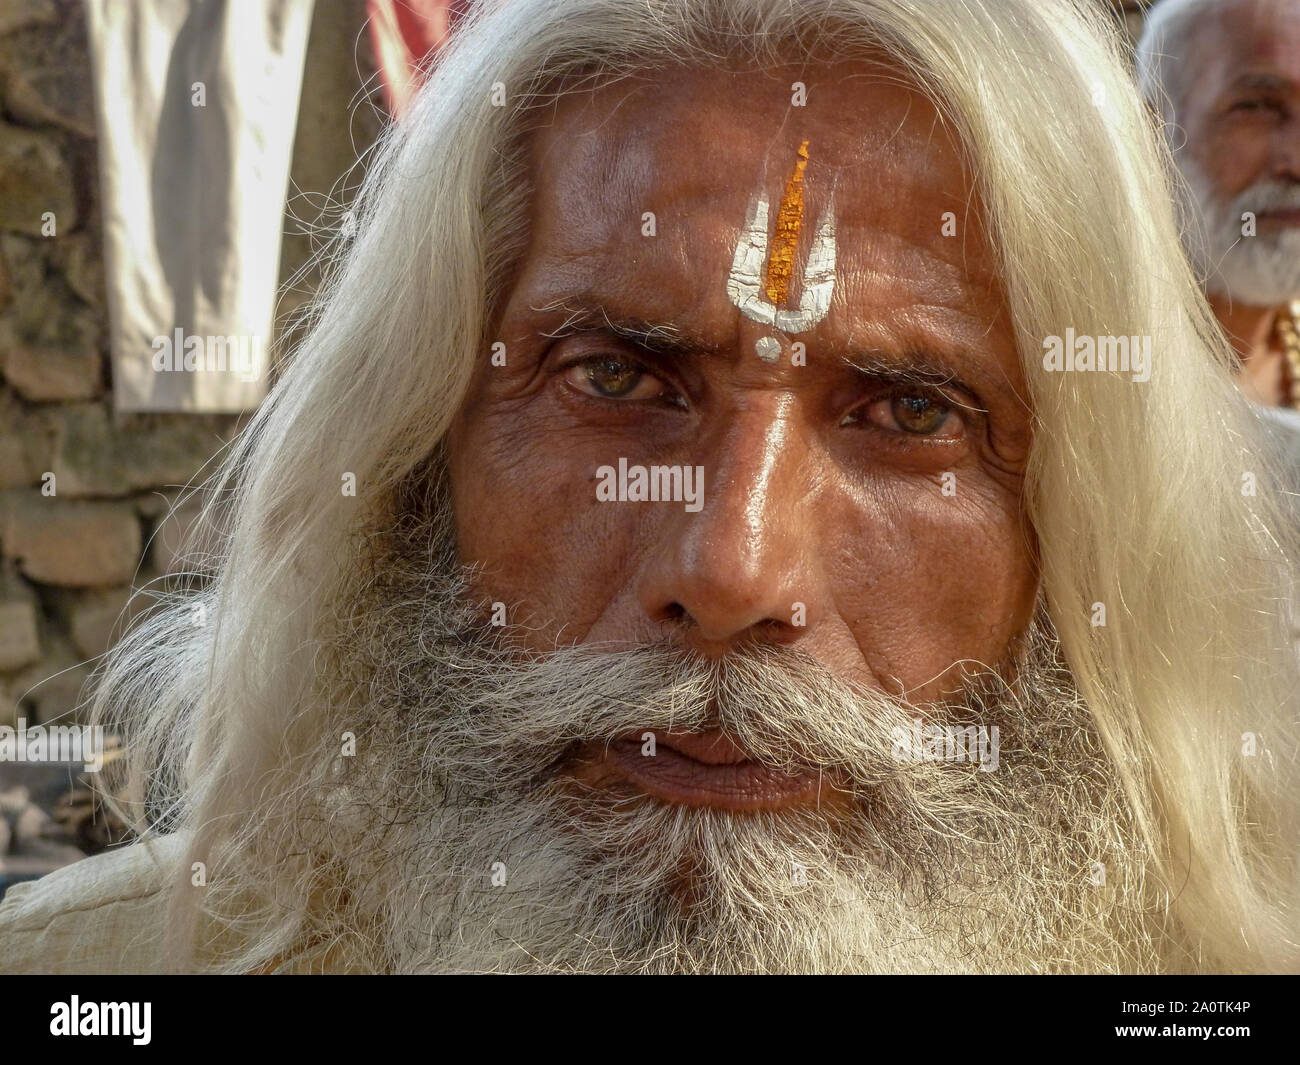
left=1231, top=99, right=1278, bottom=113
left=586, top=358, right=641, bottom=396
left=892, top=393, right=951, bottom=434
left=842, top=390, right=963, bottom=438
left=564, top=356, right=671, bottom=402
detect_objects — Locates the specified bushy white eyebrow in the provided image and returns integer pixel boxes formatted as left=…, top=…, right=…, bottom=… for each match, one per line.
left=533, top=299, right=719, bottom=356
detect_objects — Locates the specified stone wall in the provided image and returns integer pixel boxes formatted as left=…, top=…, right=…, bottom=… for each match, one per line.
left=0, top=0, right=380, bottom=731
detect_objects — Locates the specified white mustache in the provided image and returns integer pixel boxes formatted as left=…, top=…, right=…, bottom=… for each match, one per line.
left=431, top=642, right=921, bottom=784
left=1233, top=179, right=1300, bottom=215
left=374, top=608, right=1068, bottom=811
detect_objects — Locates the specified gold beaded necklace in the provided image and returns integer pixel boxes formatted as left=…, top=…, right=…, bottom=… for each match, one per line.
left=1275, top=299, right=1300, bottom=409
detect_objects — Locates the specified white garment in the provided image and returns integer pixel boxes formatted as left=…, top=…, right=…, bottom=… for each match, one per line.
left=0, top=833, right=361, bottom=973
left=85, top=0, right=315, bottom=411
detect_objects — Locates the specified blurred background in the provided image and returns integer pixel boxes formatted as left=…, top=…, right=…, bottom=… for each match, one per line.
left=0, top=0, right=1148, bottom=893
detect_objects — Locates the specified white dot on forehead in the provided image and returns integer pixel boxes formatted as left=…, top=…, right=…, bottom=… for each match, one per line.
left=755, top=336, right=782, bottom=362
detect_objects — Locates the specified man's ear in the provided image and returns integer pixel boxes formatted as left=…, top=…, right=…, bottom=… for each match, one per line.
left=366, top=0, right=473, bottom=119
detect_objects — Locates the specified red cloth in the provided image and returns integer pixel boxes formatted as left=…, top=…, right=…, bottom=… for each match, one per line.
left=366, top=0, right=473, bottom=119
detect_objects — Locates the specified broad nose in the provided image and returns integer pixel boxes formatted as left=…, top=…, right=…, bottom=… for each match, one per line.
left=636, top=398, right=824, bottom=651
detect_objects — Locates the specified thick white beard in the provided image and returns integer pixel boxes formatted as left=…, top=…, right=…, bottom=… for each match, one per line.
left=1176, top=154, right=1300, bottom=306
left=290, top=511, right=1164, bottom=974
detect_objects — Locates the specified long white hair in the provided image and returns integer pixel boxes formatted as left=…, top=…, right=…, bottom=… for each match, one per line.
left=94, top=0, right=1300, bottom=972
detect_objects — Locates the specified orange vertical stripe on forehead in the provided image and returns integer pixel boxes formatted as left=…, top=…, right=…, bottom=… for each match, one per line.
left=764, top=140, right=810, bottom=306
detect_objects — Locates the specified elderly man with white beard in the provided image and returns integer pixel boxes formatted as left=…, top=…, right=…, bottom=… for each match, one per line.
left=1139, top=0, right=1300, bottom=422
left=1, top=0, right=1297, bottom=975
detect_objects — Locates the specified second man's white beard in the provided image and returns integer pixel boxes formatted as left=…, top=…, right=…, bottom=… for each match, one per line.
left=1176, top=154, right=1300, bottom=307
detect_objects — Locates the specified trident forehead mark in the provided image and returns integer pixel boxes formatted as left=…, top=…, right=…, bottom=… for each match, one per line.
left=726, top=140, right=836, bottom=334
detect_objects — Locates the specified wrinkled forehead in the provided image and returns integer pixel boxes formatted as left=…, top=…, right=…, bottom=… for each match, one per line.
left=518, top=57, right=1003, bottom=312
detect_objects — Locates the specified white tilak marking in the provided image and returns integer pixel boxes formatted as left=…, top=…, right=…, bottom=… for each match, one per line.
left=754, top=336, right=782, bottom=362
left=725, top=192, right=837, bottom=334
